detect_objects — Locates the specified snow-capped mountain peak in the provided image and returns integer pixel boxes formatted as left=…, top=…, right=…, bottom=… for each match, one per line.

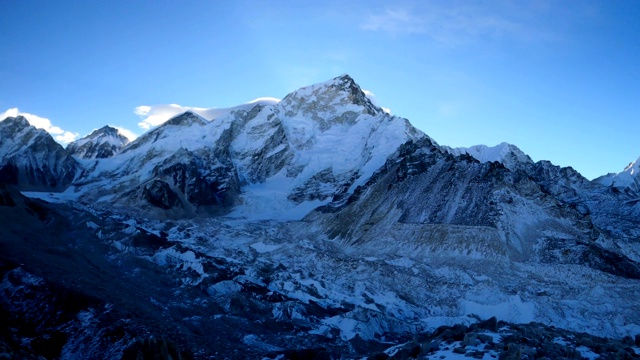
left=278, top=74, right=381, bottom=131
left=444, top=142, right=533, bottom=170
left=67, top=125, right=132, bottom=159
left=164, top=110, right=208, bottom=127
left=0, top=116, right=41, bottom=158
left=0, top=115, right=30, bottom=132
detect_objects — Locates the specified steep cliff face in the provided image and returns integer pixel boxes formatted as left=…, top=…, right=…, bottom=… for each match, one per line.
left=0, top=116, right=78, bottom=190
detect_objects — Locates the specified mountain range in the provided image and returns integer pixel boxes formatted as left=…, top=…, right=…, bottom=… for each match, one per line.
left=1, top=75, right=639, bottom=359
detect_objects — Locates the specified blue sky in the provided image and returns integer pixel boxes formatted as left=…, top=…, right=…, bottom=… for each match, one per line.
left=1, top=1, right=638, bottom=179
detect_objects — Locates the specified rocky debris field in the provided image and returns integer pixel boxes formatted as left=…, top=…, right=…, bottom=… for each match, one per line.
left=364, top=317, right=640, bottom=360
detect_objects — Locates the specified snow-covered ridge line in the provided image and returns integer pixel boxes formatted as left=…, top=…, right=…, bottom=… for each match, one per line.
left=135, top=98, right=281, bottom=130
left=443, top=142, right=533, bottom=170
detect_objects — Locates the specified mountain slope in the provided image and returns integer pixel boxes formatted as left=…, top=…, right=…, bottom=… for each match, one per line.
left=0, top=116, right=78, bottom=190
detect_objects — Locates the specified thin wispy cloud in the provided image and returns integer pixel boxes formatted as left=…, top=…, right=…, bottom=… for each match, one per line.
left=363, top=90, right=391, bottom=114
left=360, top=3, right=556, bottom=45
left=361, top=9, right=426, bottom=35
left=135, top=104, right=208, bottom=130
left=112, top=126, right=138, bottom=141
left=0, top=107, right=79, bottom=144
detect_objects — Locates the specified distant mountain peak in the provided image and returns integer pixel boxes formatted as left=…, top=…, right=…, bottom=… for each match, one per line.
left=0, top=115, right=31, bottom=133
left=444, top=142, right=533, bottom=170
left=164, top=111, right=208, bottom=127
left=67, top=125, right=131, bottom=159
left=94, top=125, right=121, bottom=135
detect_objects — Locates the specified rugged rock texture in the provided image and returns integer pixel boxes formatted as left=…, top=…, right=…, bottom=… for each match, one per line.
left=367, top=318, right=640, bottom=360
left=0, top=116, right=78, bottom=190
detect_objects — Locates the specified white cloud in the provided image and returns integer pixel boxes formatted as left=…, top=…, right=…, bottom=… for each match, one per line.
left=135, top=104, right=208, bottom=130
left=55, top=131, right=79, bottom=143
left=112, top=126, right=138, bottom=141
left=135, top=98, right=281, bottom=131
left=361, top=4, right=555, bottom=45
left=0, top=108, right=20, bottom=121
left=0, top=107, right=79, bottom=144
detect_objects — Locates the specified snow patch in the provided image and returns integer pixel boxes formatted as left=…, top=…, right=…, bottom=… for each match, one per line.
left=459, top=295, right=535, bottom=324
left=250, top=242, right=281, bottom=253
left=207, top=280, right=242, bottom=297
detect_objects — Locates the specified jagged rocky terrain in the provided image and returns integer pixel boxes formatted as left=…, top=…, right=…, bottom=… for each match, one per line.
left=1, top=75, right=640, bottom=359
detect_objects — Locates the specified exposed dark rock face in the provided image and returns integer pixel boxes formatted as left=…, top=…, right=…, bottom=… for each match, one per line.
left=369, top=318, right=640, bottom=360
left=0, top=163, right=18, bottom=185
left=143, top=179, right=182, bottom=209
left=121, top=338, right=190, bottom=360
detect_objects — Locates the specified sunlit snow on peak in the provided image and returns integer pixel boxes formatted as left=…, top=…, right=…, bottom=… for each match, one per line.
left=135, top=98, right=280, bottom=130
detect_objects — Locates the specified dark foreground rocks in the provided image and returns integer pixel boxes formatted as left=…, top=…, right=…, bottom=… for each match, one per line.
left=366, top=317, right=640, bottom=360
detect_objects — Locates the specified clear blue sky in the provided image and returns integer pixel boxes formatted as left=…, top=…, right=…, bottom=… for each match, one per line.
left=1, top=0, right=638, bottom=179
